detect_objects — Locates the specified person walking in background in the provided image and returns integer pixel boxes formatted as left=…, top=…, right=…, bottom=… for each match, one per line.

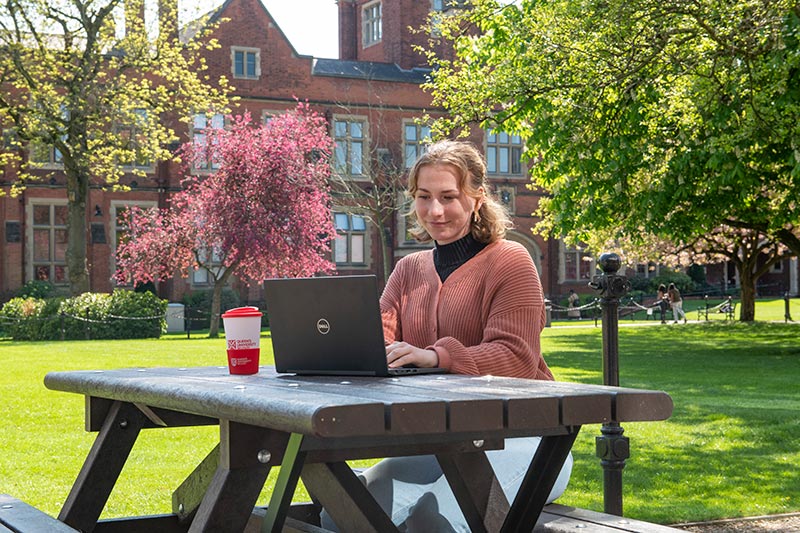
left=567, top=289, right=581, bottom=319
left=668, top=282, right=688, bottom=324
left=656, top=284, right=669, bottom=324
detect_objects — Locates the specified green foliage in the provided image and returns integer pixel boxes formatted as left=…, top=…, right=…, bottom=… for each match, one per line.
left=422, top=0, right=800, bottom=319
left=629, top=270, right=695, bottom=295
left=0, top=297, right=47, bottom=340
left=651, top=271, right=695, bottom=295
left=0, top=290, right=165, bottom=340
left=107, top=290, right=167, bottom=339
left=15, top=280, right=56, bottom=299
left=686, top=264, right=708, bottom=288
left=182, top=288, right=241, bottom=329
left=0, top=0, right=232, bottom=294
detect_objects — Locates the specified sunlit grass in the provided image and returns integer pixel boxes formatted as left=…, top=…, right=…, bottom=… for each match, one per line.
left=0, top=315, right=798, bottom=525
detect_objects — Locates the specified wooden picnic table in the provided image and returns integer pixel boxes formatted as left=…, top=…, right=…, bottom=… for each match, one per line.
left=44, top=366, right=673, bottom=532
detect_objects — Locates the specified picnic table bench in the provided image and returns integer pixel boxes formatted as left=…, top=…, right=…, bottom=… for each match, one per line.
left=37, top=365, right=677, bottom=532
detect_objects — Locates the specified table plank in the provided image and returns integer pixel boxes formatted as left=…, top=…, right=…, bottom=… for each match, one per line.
left=44, top=367, right=673, bottom=440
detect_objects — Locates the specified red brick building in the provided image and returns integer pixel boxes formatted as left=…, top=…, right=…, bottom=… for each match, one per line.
left=1, top=0, right=797, bottom=306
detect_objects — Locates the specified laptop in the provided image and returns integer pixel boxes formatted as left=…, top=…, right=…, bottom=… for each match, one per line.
left=264, top=275, right=445, bottom=376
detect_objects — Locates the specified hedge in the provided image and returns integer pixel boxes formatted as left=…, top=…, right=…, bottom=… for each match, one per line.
left=0, top=289, right=167, bottom=341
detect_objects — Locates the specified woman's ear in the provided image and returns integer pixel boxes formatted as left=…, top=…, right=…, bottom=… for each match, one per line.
left=475, top=187, right=485, bottom=212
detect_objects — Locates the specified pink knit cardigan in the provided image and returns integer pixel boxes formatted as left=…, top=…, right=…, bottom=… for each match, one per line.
left=380, top=239, right=553, bottom=380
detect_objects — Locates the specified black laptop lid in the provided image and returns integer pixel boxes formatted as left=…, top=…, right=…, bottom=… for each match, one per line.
left=265, top=275, right=390, bottom=376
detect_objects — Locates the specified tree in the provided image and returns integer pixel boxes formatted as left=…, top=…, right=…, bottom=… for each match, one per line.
left=0, top=0, right=231, bottom=294
left=326, top=99, right=421, bottom=283
left=115, top=105, right=336, bottom=337
left=420, top=0, right=800, bottom=321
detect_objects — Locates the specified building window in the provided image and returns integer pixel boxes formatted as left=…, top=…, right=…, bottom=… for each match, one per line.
left=486, top=130, right=523, bottom=176
left=192, top=247, right=226, bottom=285
left=333, top=118, right=366, bottom=178
left=363, top=1, right=382, bottom=47
left=396, top=193, right=423, bottom=247
left=333, top=212, right=367, bottom=265
left=29, top=201, right=68, bottom=284
left=404, top=123, right=431, bottom=168
left=29, top=105, right=68, bottom=167
left=635, top=262, right=660, bottom=278
left=112, top=201, right=157, bottom=283
left=192, top=113, right=224, bottom=171
left=117, top=108, right=151, bottom=170
left=433, top=0, right=468, bottom=11
left=231, top=47, right=260, bottom=79
left=563, top=243, right=594, bottom=282
left=30, top=141, right=64, bottom=166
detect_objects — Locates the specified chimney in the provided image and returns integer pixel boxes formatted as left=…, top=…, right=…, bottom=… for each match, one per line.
left=338, top=0, right=358, bottom=60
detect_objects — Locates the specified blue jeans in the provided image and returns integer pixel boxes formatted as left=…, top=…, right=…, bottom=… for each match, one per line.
left=320, top=436, right=573, bottom=532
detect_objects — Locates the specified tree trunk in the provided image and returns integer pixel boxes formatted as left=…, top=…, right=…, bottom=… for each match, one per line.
left=377, top=217, right=393, bottom=284
left=737, top=265, right=757, bottom=322
left=208, top=266, right=236, bottom=338
left=65, top=168, right=91, bottom=295
left=209, top=280, right=224, bottom=338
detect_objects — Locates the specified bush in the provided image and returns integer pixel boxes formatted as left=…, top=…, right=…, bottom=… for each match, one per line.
left=108, top=289, right=166, bottom=339
left=182, top=288, right=240, bottom=329
left=0, top=297, right=47, bottom=340
left=0, top=290, right=166, bottom=341
left=59, top=292, right=113, bottom=339
left=652, top=270, right=695, bottom=296
left=15, top=280, right=56, bottom=299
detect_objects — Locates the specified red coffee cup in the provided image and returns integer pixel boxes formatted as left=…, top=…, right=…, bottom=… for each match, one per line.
left=221, top=307, right=263, bottom=375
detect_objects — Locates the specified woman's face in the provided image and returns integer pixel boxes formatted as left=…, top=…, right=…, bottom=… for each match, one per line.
left=414, top=163, right=480, bottom=245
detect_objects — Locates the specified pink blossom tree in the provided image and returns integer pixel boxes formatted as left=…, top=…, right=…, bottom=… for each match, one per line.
left=116, top=104, right=336, bottom=336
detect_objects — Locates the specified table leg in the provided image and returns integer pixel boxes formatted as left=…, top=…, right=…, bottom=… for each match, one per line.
left=501, top=431, right=579, bottom=533
left=261, top=433, right=306, bottom=533
left=437, top=451, right=509, bottom=533
left=59, top=401, right=147, bottom=532
left=302, top=462, right=398, bottom=532
left=189, top=422, right=282, bottom=533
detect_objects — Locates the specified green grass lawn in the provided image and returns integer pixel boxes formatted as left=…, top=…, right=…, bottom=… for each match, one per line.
left=0, top=306, right=798, bottom=525
left=550, top=296, right=799, bottom=326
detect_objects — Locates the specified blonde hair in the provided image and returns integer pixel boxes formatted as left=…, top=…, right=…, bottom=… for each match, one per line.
left=406, top=140, right=513, bottom=243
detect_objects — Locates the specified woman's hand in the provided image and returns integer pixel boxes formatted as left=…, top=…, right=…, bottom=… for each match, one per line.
left=385, top=341, right=439, bottom=368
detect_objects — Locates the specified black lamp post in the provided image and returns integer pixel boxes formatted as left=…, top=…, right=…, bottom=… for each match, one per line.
left=589, top=252, right=631, bottom=516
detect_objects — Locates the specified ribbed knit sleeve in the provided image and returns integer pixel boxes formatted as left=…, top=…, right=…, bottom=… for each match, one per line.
left=380, top=240, right=553, bottom=381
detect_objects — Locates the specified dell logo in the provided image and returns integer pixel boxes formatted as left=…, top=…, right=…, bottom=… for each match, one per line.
left=316, top=318, right=331, bottom=335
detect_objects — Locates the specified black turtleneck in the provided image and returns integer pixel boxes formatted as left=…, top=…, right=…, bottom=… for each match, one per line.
left=433, top=233, right=488, bottom=282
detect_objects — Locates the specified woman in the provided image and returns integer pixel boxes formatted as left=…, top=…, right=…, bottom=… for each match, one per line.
left=567, top=289, right=581, bottom=319
left=657, top=283, right=669, bottom=324
left=321, top=140, right=572, bottom=531
left=667, top=282, right=688, bottom=324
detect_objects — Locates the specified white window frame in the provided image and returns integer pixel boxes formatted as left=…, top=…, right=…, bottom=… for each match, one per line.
left=403, top=121, right=432, bottom=169
left=362, top=1, right=382, bottom=47
left=117, top=108, right=154, bottom=172
left=485, top=129, right=524, bottom=177
left=560, top=242, right=595, bottom=283
left=110, top=200, right=158, bottom=285
left=333, top=211, right=369, bottom=267
left=332, top=115, right=368, bottom=180
left=26, top=199, right=69, bottom=285
left=191, top=112, right=225, bottom=172
left=29, top=104, right=69, bottom=168
left=191, top=246, right=226, bottom=286
left=231, top=46, right=261, bottom=80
